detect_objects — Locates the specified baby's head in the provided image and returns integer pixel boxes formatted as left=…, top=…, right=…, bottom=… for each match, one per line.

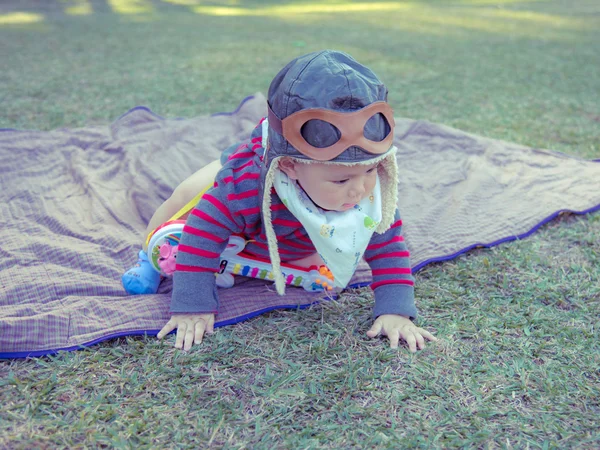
left=266, top=50, right=393, bottom=165
left=265, top=50, right=397, bottom=212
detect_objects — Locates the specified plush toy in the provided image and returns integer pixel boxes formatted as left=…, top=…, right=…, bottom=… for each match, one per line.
left=157, top=240, right=178, bottom=276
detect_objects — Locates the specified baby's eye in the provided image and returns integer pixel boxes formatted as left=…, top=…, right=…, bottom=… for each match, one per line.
left=366, top=167, right=377, bottom=174
left=333, top=179, right=349, bottom=184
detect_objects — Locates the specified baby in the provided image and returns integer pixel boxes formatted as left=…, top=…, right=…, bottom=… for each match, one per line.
left=122, top=50, right=437, bottom=352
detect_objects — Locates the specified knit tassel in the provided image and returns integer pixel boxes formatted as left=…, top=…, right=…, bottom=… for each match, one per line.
left=262, top=159, right=287, bottom=295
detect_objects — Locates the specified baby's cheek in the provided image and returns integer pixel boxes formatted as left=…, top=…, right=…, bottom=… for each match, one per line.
left=332, top=188, right=346, bottom=202
left=326, top=193, right=343, bottom=208
left=367, top=178, right=377, bottom=194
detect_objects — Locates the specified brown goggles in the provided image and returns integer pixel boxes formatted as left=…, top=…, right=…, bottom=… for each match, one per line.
left=267, top=101, right=395, bottom=161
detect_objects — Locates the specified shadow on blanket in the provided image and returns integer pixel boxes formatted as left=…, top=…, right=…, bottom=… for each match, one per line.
left=1, top=93, right=599, bottom=358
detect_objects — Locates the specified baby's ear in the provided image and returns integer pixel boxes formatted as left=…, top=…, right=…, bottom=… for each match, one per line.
left=278, top=157, right=299, bottom=180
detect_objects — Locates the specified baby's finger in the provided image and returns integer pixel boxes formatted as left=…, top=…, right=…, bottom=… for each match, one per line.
left=419, top=328, right=438, bottom=342
left=415, top=332, right=426, bottom=350
left=174, top=322, right=187, bottom=349
left=194, top=319, right=207, bottom=345
left=388, top=329, right=401, bottom=349
left=183, top=322, right=196, bottom=351
left=205, top=316, right=215, bottom=335
left=366, top=319, right=383, bottom=338
left=157, top=320, right=176, bottom=340
left=401, top=330, right=417, bottom=352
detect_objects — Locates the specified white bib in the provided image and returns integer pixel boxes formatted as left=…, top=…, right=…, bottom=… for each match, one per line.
left=274, top=168, right=382, bottom=289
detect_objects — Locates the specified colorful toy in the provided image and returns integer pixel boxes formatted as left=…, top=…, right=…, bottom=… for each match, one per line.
left=146, top=220, right=334, bottom=292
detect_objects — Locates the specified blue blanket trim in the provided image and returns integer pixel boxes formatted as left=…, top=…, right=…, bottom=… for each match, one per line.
left=3, top=197, right=599, bottom=360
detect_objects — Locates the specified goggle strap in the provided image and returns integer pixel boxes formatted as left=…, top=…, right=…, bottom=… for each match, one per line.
left=267, top=103, right=283, bottom=135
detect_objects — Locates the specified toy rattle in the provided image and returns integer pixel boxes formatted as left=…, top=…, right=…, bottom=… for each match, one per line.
left=146, top=220, right=334, bottom=292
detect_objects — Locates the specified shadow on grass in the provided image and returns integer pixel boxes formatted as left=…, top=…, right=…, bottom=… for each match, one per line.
left=0, top=0, right=596, bottom=42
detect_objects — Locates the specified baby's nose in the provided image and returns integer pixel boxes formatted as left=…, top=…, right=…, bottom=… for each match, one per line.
left=350, top=184, right=366, bottom=199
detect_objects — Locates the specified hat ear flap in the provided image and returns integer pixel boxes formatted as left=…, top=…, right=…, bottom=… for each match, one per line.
left=375, top=148, right=399, bottom=233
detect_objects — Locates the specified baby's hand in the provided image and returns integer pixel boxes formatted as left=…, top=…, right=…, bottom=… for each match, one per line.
left=157, top=313, right=215, bottom=351
left=367, top=314, right=437, bottom=352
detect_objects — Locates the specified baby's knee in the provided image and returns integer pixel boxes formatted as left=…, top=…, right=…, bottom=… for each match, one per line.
left=170, top=180, right=200, bottom=206
left=163, top=162, right=221, bottom=215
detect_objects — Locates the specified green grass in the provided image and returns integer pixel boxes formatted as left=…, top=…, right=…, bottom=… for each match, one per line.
left=1, top=0, right=599, bottom=448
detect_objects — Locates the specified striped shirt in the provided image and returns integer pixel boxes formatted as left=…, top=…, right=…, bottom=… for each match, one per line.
left=171, top=122, right=417, bottom=319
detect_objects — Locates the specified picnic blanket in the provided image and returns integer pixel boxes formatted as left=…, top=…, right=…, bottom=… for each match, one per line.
left=2, top=93, right=599, bottom=358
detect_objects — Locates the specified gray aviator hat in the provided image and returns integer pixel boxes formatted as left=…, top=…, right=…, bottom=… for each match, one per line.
left=266, top=50, right=393, bottom=164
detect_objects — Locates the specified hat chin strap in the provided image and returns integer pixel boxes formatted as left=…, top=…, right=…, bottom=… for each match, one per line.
left=262, top=157, right=287, bottom=295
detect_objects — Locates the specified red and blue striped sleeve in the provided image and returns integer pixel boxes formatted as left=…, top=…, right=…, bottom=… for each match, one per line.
left=170, top=163, right=259, bottom=314
left=363, top=209, right=417, bottom=320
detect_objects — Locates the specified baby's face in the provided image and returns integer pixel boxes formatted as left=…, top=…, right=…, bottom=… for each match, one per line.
left=285, top=160, right=378, bottom=211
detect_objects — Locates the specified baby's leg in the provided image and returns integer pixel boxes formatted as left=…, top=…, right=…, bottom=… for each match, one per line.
left=123, top=159, right=222, bottom=295
left=142, top=159, right=223, bottom=251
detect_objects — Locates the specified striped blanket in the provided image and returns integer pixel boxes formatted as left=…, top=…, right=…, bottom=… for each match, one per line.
left=1, top=93, right=599, bottom=358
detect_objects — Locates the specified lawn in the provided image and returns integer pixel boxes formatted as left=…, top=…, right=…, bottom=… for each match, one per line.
left=1, top=0, right=599, bottom=448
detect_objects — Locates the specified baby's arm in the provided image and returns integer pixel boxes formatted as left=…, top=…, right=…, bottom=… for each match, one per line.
left=158, top=164, right=246, bottom=349
left=363, top=210, right=437, bottom=351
